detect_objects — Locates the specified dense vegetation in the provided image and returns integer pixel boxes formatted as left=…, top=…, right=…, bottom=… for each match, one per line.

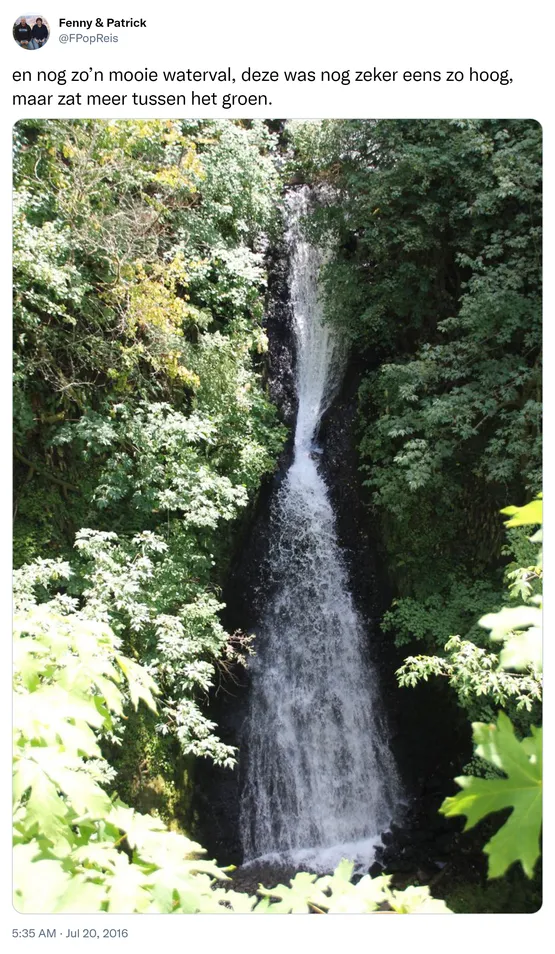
left=291, top=119, right=541, bottom=719
left=13, top=119, right=541, bottom=913
left=14, top=118, right=288, bottom=821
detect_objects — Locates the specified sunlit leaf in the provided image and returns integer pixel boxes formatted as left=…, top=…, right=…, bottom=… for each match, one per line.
left=440, top=712, right=541, bottom=878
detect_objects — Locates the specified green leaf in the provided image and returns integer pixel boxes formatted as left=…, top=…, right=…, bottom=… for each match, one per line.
left=499, top=629, right=542, bottom=673
left=501, top=497, right=542, bottom=527
left=107, top=801, right=166, bottom=848
left=480, top=605, right=542, bottom=642
left=387, top=884, right=452, bottom=913
left=440, top=712, right=542, bottom=878
left=480, top=604, right=542, bottom=672
left=14, top=757, right=69, bottom=844
left=322, top=871, right=389, bottom=913
left=54, top=877, right=108, bottom=913
left=54, top=719, right=101, bottom=758
left=13, top=847, right=72, bottom=913
left=116, top=655, right=158, bottom=712
left=258, top=871, right=327, bottom=913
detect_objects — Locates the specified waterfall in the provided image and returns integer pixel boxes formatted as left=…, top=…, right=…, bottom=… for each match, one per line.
left=239, top=187, right=400, bottom=871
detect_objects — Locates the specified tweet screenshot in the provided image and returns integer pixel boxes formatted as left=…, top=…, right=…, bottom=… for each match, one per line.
left=5, top=0, right=549, bottom=948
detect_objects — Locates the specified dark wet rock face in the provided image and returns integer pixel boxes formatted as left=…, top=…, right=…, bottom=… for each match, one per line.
left=263, top=227, right=297, bottom=429
left=373, top=792, right=464, bottom=880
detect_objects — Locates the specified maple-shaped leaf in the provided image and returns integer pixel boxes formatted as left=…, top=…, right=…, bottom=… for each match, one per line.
left=480, top=605, right=542, bottom=643
left=315, top=857, right=355, bottom=890
left=440, top=712, right=541, bottom=878
left=387, top=884, right=452, bottom=913
left=258, top=871, right=327, bottom=913
left=498, top=626, right=543, bottom=673
left=316, top=862, right=390, bottom=913
left=72, top=842, right=120, bottom=871
left=322, top=875, right=387, bottom=913
left=54, top=718, right=101, bottom=759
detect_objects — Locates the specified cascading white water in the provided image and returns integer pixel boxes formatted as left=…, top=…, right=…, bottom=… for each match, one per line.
left=240, top=188, right=400, bottom=871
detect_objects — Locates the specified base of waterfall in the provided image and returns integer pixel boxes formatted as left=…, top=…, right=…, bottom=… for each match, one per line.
left=242, top=833, right=383, bottom=875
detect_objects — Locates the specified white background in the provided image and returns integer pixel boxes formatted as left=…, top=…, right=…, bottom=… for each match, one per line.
left=2, top=0, right=551, bottom=949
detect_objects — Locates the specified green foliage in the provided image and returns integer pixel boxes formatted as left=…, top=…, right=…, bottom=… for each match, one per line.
left=485, top=495, right=543, bottom=672
left=14, top=594, right=449, bottom=914
left=502, top=496, right=543, bottom=528
left=13, top=591, right=230, bottom=914
left=440, top=713, right=541, bottom=879
left=13, top=119, right=287, bottom=811
left=481, top=605, right=542, bottom=673
left=397, top=635, right=541, bottom=725
left=57, top=404, right=249, bottom=525
left=395, top=501, right=542, bottom=730
left=439, top=501, right=542, bottom=880
left=13, top=482, right=64, bottom=567
left=383, top=579, right=501, bottom=651
left=17, top=534, right=244, bottom=769
left=257, top=860, right=451, bottom=913
left=14, top=117, right=284, bottom=520
left=291, top=119, right=541, bottom=663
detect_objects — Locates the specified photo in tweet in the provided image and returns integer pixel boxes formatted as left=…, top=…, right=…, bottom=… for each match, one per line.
left=12, top=117, right=542, bottom=917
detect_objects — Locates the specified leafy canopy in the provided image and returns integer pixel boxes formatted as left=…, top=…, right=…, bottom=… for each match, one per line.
left=290, top=119, right=541, bottom=670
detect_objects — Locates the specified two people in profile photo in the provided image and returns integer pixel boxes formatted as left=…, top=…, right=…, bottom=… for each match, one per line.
left=13, top=15, right=49, bottom=49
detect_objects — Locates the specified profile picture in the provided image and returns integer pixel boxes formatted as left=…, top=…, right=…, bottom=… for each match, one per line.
left=13, top=14, right=50, bottom=49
